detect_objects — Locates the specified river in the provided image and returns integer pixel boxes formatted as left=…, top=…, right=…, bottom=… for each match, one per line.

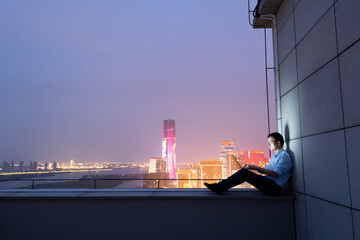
left=0, top=167, right=146, bottom=189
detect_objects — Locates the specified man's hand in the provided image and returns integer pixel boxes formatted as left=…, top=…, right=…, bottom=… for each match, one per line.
left=243, top=164, right=259, bottom=170
left=243, top=164, right=279, bottom=178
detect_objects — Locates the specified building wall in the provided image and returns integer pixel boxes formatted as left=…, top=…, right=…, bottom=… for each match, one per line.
left=275, top=0, right=360, bottom=239
left=0, top=192, right=295, bottom=240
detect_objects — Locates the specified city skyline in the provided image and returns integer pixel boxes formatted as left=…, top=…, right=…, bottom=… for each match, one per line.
left=0, top=0, right=276, bottom=165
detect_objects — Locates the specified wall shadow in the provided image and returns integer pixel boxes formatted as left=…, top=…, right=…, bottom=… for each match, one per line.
left=284, top=124, right=295, bottom=193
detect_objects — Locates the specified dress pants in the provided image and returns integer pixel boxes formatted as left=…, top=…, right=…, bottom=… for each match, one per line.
left=218, top=169, right=283, bottom=195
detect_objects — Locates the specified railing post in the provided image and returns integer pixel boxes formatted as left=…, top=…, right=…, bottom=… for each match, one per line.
left=157, top=179, right=160, bottom=189
left=94, top=179, right=97, bottom=189
left=32, top=180, right=35, bottom=189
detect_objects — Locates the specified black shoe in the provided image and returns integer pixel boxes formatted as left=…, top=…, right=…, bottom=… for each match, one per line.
left=204, top=182, right=224, bottom=195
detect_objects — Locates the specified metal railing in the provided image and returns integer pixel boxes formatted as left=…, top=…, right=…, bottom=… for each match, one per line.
left=0, top=178, right=226, bottom=190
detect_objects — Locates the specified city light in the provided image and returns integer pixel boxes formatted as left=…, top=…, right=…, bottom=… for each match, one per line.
left=1, top=120, right=269, bottom=189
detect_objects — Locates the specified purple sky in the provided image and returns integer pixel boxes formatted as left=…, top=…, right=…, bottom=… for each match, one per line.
left=0, top=0, right=276, bottom=164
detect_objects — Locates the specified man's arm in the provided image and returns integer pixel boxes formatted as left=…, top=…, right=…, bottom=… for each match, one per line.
left=243, top=165, right=279, bottom=178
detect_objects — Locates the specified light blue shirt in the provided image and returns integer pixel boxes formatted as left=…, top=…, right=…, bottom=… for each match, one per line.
left=264, top=148, right=292, bottom=189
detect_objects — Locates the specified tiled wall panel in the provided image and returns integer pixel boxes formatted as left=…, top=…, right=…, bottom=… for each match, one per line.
left=275, top=0, right=360, bottom=239
left=346, top=126, right=360, bottom=210
left=281, top=87, right=301, bottom=140
left=294, top=0, right=301, bottom=8
left=335, top=0, right=360, bottom=52
left=339, top=40, right=360, bottom=127
left=302, top=131, right=351, bottom=206
left=279, top=49, right=297, bottom=96
left=294, top=0, right=334, bottom=44
left=353, top=210, right=360, bottom=240
left=296, top=8, right=337, bottom=82
left=298, top=58, right=343, bottom=136
left=294, top=193, right=308, bottom=240
left=306, top=196, right=353, bottom=240
left=276, top=0, right=294, bottom=32
left=278, top=13, right=296, bottom=63
left=284, top=138, right=304, bottom=193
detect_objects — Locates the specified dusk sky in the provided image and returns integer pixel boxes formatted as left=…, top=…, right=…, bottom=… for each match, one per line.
left=0, top=0, right=276, bottom=164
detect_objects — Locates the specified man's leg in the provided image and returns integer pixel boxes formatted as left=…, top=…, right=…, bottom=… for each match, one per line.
left=216, top=169, right=282, bottom=195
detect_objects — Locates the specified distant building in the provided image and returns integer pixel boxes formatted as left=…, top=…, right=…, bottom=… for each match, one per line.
left=30, top=162, right=37, bottom=172
left=44, top=162, right=48, bottom=170
left=200, top=159, right=222, bottom=187
left=53, top=162, right=57, bottom=170
left=227, top=151, right=245, bottom=176
left=188, top=164, right=202, bottom=188
left=227, top=152, right=252, bottom=189
left=243, top=151, right=265, bottom=165
left=162, top=120, right=176, bottom=179
left=148, top=157, right=166, bottom=174
left=226, top=151, right=267, bottom=176
left=2, top=161, right=10, bottom=173
left=142, top=172, right=170, bottom=188
left=220, top=141, right=235, bottom=178
left=177, top=168, right=199, bottom=188
left=70, top=159, right=75, bottom=169
left=19, top=161, right=24, bottom=172
left=10, top=161, right=15, bottom=172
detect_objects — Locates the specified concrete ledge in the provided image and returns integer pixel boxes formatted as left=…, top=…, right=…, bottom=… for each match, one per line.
left=0, top=188, right=295, bottom=200
left=1, top=189, right=295, bottom=240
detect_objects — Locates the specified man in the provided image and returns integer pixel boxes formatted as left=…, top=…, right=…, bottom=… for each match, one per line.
left=204, top=132, right=292, bottom=195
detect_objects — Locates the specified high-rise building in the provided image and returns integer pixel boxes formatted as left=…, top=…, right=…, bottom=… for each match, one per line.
left=19, top=161, right=24, bottom=172
left=226, top=151, right=255, bottom=189
left=44, top=162, right=48, bottom=170
left=220, top=141, right=235, bottom=179
left=2, top=161, right=10, bottom=173
left=142, top=172, right=170, bottom=188
left=162, top=120, right=176, bottom=179
left=29, top=161, right=38, bottom=172
left=227, top=151, right=245, bottom=176
left=176, top=168, right=199, bottom=188
left=243, top=151, right=265, bottom=165
left=200, top=159, right=223, bottom=187
left=53, top=162, right=57, bottom=170
left=10, top=161, right=15, bottom=172
left=33, top=161, right=38, bottom=172
left=70, top=159, right=75, bottom=169
left=148, top=157, right=166, bottom=174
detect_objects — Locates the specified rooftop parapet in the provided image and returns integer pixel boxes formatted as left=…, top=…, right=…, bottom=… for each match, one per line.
left=0, top=189, right=295, bottom=240
left=252, top=0, right=283, bottom=28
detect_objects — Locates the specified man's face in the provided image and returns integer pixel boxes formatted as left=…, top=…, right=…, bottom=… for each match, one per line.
left=268, top=137, right=281, bottom=152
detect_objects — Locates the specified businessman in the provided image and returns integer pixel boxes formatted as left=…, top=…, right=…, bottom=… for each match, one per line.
left=204, top=132, right=292, bottom=195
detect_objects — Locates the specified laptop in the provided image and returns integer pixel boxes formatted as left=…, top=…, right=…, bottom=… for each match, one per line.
left=229, top=154, right=243, bottom=169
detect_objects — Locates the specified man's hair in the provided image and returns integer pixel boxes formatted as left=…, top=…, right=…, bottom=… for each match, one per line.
left=267, top=132, right=284, bottom=147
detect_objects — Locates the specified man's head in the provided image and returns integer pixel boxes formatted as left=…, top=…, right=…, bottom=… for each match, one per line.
left=267, top=132, right=284, bottom=152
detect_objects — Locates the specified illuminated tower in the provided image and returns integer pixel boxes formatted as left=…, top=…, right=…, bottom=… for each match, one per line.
left=162, top=120, right=176, bottom=179
left=220, top=141, right=235, bottom=179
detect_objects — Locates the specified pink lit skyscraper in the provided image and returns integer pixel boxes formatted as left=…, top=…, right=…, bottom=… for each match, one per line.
left=162, top=120, right=176, bottom=179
